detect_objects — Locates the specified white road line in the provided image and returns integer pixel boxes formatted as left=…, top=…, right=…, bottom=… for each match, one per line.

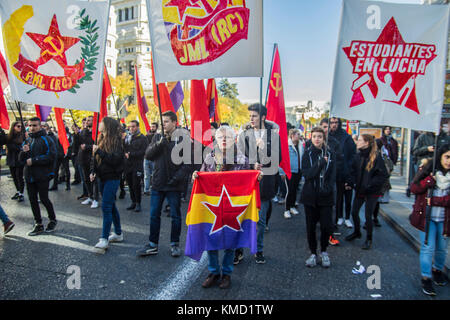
left=148, top=253, right=208, bottom=300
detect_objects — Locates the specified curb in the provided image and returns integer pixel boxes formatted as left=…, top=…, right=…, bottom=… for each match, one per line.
left=379, top=207, right=450, bottom=278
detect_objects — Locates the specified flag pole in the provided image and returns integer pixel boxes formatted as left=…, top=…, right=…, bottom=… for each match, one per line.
left=424, top=133, right=439, bottom=245
left=155, top=83, right=165, bottom=137
left=104, top=64, right=121, bottom=121
left=15, top=101, right=25, bottom=130
left=181, top=102, right=188, bottom=129
left=69, top=109, right=78, bottom=127
left=4, top=94, right=18, bottom=120
left=265, top=43, right=277, bottom=107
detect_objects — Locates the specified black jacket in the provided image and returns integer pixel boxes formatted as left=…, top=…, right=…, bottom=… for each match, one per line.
left=19, top=129, right=56, bottom=183
left=329, top=127, right=356, bottom=183
left=145, top=128, right=191, bottom=192
left=350, top=148, right=389, bottom=196
left=300, top=145, right=336, bottom=207
left=91, top=147, right=125, bottom=181
left=124, top=132, right=149, bottom=173
left=0, top=129, right=6, bottom=146
left=238, top=120, right=282, bottom=201
left=6, top=134, right=24, bottom=167
left=47, top=131, right=64, bottom=160
left=77, top=128, right=94, bottom=166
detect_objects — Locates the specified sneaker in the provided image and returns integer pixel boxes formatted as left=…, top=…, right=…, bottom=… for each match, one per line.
left=373, top=219, right=381, bottom=227
left=265, top=225, right=269, bottom=232
left=28, top=224, right=44, bottom=236
left=136, top=243, right=158, bottom=256
left=305, top=254, right=317, bottom=268
left=11, top=192, right=19, bottom=200
left=290, top=207, right=299, bottom=215
left=45, top=220, right=57, bottom=233
left=108, top=232, right=123, bottom=243
left=202, top=273, right=220, bottom=288
left=320, top=252, right=331, bottom=268
left=81, top=198, right=93, bottom=205
left=77, top=194, right=88, bottom=200
left=337, top=218, right=344, bottom=226
left=283, top=210, right=292, bottom=219
left=278, top=198, right=285, bottom=204
left=18, top=195, right=24, bottom=202
left=255, top=252, right=266, bottom=264
left=171, top=245, right=181, bottom=257
left=90, top=200, right=99, bottom=209
left=3, top=221, right=15, bottom=235
left=432, top=269, right=449, bottom=286
left=94, top=238, right=109, bottom=251
left=233, top=250, right=244, bottom=265
left=422, top=278, right=436, bottom=296
left=329, top=235, right=340, bottom=246
left=272, top=196, right=279, bottom=203
left=345, top=219, right=353, bottom=228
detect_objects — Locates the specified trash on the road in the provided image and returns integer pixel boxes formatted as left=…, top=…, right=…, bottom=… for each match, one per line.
left=120, top=280, right=125, bottom=284
left=352, top=261, right=366, bottom=274
left=371, top=294, right=382, bottom=299
left=99, top=285, right=107, bottom=289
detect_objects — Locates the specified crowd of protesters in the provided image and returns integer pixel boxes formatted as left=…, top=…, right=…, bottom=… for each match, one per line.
left=0, top=106, right=448, bottom=295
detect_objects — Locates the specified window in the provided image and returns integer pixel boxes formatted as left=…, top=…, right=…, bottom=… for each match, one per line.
left=125, top=8, right=129, bottom=21
left=117, top=63, right=123, bottom=75
left=118, top=9, right=122, bottom=22
left=107, top=60, right=111, bottom=68
left=128, top=61, right=134, bottom=76
left=131, top=6, right=134, bottom=20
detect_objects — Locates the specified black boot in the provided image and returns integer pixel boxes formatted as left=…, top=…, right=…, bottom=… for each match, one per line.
left=126, top=203, right=136, bottom=210
left=66, top=183, right=71, bottom=191
left=134, top=204, right=141, bottom=212
left=49, top=185, right=58, bottom=191
left=119, top=190, right=126, bottom=199
left=345, top=231, right=362, bottom=241
left=362, top=239, right=372, bottom=250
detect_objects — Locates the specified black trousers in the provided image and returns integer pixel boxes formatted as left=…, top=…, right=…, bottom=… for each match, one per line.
left=304, top=205, right=333, bottom=254
left=9, top=166, right=24, bottom=193
left=336, top=181, right=353, bottom=221
left=71, top=157, right=81, bottom=182
left=351, top=195, right=379, bottom=240
left=82, top=164, right=98, bottom=200
left=52, top=157, right=70, bottom=188
left=286, top=172, right=301, bottom=210
left=125, top=170, right=143, bottom=204
left=26, top=179, right=56, bottom=224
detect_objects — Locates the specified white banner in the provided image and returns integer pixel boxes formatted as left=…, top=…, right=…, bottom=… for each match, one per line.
left=0, top=0, right=110, bottom=112
left=147, top=0, right=263, bottom=83
left=331, top=0, right=450, bottom=133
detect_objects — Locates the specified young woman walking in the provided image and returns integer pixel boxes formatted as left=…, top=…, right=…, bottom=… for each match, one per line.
left=7, top=121, right=25, bottom=202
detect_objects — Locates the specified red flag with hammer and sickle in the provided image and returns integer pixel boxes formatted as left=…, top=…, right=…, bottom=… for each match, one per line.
left=266, top=45, right=291, bottom=180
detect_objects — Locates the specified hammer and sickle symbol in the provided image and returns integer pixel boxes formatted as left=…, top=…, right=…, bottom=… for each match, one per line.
left=42, top=36, right=65, bottom=58
left=270, top=73, right=283, bottom=98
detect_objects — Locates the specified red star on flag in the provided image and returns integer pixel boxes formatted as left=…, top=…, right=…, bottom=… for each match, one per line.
left=164, top=0, right=200, bottom=22
left=202, top=185, right=249, bottom=235
left=343, top=17, right=437, bottom=114
left=26, top=15, right=80, bottom=69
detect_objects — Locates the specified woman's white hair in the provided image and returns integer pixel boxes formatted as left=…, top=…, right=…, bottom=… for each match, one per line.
left=215, top=125, right=236, bottom=141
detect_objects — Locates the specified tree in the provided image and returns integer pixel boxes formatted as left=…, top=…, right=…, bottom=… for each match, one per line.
left=110, top=72, right=134, bottom=101
left=218, top=79, right=239, bottom=100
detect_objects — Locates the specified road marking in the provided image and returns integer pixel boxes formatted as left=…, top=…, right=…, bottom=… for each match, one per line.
left=148, top=253, right=207, bottom=300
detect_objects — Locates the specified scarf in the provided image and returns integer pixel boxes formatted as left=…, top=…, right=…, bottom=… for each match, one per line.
left=435, top=171, right=450, bottom=191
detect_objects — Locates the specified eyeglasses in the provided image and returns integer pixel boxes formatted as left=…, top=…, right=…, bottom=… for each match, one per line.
left=15, top=125, right=22, bottom=128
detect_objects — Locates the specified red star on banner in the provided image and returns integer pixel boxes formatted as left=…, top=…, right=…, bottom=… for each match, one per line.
left=343, top=17, right=437, bottom=114
left=164, top=0, right=200, bottom=22
left=26, top=15, right=80, bottom=69
left=202, top=186, right=249, bottom=235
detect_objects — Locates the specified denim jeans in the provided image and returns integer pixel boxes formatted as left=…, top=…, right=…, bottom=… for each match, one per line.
left=143, top=159, right=153, bottom=193
left=208, top=249, right=235, bottom=276
left=0, top=203, right=10, bottom=225
left=420, top=220, right=448, bottom=278
left=99, top=179, right=122, bottom=240
left=149, top=190, right=181, bottom=246
left=257, top=200, right=270, bottom=252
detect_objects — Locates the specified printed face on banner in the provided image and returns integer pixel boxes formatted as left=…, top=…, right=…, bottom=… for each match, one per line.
left=0, top=0, right=109, bottom=112
left=148, top=0, right=263, bottom=83
left=331, top=0, right=449, bottom=133
left=163, top=0, right=249, bottom=66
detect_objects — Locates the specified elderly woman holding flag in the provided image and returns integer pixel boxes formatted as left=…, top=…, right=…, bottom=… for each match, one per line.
left=192, top=125, right=262, bottom=289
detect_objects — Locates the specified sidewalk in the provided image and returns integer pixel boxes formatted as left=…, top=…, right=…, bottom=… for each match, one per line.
left=378, top=166, right=450, bottom=275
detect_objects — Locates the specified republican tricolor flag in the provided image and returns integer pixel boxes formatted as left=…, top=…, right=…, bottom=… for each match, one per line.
left=206, top=79, right=220, bottom=123
left=185, top=171, right=260, bottom=261
left=135, top=67, right=150, bottom=133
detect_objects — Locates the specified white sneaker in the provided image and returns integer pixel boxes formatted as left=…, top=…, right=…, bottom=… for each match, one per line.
left=290, top=207, right=299, bottom=215
left=345, top=219, right=353, bottom=228
left=278, top=198, right=285, bottom=204
left=283, top=210, right=292, bottom=219
left=94, top=238, right=109, bottom=250
left=337, top=218, right=344, bottom=226
left=108, top=232, right=123, bottom=243
left=90, top=200, right=99, bottom=209
left=82, top=198, right=92, bottom=205
left=272, top=196, right=279, bottom=203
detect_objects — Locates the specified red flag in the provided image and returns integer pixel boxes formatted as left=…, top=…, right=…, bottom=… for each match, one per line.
left=54, top=108, right=69, bottom=155
left=190, top=80, right=212, bottom=147
left=93, top=66, right=112, bottom=140
left=266, top=46, right=291, bottom=180
left=206, top=79, right=220, bottom=123
left=151, top=57, right=175, bottom=113
left=135, top=67, right=150, bottom=133
left=0, top=52, right=9, bottom=130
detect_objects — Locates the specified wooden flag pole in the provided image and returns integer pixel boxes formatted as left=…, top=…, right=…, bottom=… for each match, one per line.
left=181, top=103, right=188, bottom=129
left=69, top=109, right=78, bottom=128
left=15, top=101, right=25, bottom=131
left=4, top=94, right=18, bottom=120
left=424, top=133, right=439, bottom=245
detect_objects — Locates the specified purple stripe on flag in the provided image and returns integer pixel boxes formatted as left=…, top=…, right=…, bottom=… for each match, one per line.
left=141, top=96, right=149, bottom=114
left=184, top=219, right=257, bottom=261
left=38, top=105, right=52, bottom=122
left=208, top=98, right=215, bottom=119
left=169, top=81, right=184, bottom=112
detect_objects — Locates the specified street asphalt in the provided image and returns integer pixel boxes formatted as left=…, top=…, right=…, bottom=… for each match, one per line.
left=0, top=173, right=449, bottom=300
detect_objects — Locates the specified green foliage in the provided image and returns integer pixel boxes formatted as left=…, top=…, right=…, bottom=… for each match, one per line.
left=218, top=79, right=239, bottom=100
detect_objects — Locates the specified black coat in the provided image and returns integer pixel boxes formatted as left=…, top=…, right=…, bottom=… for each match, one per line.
left=124, top=132, right=149, bottom=173
left=145, top=129, right=192, bottom=192
left=0, top=129, right=6, bottom=146
left=300, top=145, right=336, bottom=207
left=19, top=129, right=56, bottom=183
left=91, top=147, right=125, bottom=181
left=350, top=148, right=389, bottom=196
left=6, top=135, right=24, bottom=167
left=77, top=128, right=94, bottom=166
left=47, top=131, right=64, bottom=160
left=329, top=127, right=356, bottom=183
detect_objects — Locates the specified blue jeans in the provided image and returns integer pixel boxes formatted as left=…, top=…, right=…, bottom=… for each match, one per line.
left=257, top=200, right=270, bottom=252
left=149, top=190, right=181, bottom=246
left=0, top=203, right=10, bottom=225
left=143, top=159, right=153, bottom=193
left=99, top=179, right=122, bottom=239
left=420, top=220, right=448, bottom=278
left=208, top=249, right=235, bottom=276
